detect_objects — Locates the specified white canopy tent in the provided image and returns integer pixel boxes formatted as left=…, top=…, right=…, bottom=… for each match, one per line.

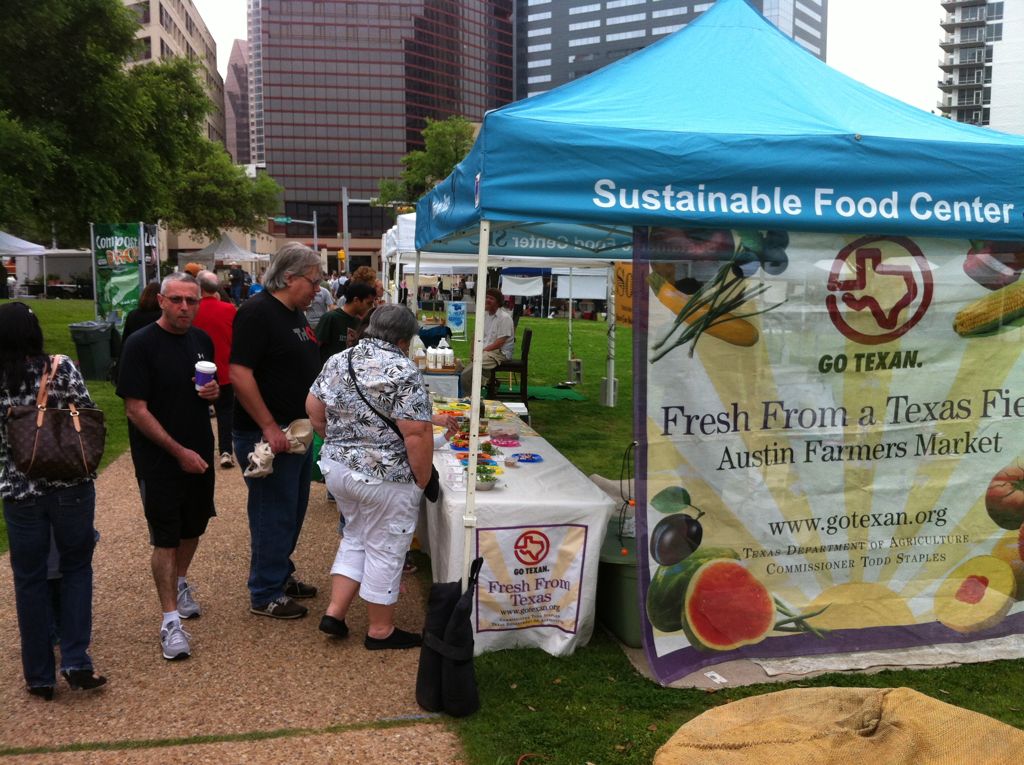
left=381, top=212, right=622, bottom=385
left=192, top=233, right=267, bottom=262
left=0, top=230, right=93, bottom=299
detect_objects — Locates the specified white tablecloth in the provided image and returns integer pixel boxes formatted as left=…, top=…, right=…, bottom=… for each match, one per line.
left=425, top=433, right=616, bottom=656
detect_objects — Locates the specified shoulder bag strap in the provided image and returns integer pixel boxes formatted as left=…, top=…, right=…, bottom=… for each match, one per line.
left=35, top=355, right=58, bottom=409
left=347, top=349, right=403, bottom=440
left=30, top=355, right=60, bottom=427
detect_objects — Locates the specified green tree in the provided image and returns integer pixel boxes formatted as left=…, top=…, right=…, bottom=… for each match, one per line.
left=375, top=116, right=476, bottom=208
left=0, top=0, right=280, bottom=245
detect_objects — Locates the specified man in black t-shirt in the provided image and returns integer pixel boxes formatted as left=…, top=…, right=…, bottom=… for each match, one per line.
left=230, top=243, right=323, bottom=620
left=117, top=273, right=220, bottom=661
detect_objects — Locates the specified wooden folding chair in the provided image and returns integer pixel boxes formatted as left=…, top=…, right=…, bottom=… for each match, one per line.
left=487, top=328, right=532, bottom=406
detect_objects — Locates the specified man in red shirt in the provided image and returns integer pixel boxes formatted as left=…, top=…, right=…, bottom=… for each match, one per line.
left=194, top=271, right=238, bottom=467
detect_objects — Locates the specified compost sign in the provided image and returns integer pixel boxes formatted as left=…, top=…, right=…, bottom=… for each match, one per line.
left=92, top=223, right=146, bottom=322
left=635, top=227, right=1024, bottom=684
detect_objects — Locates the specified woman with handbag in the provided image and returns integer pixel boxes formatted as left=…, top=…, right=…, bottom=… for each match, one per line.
left=306, top=304, right=435, bottom=650
left=0, top=303, right=107, bottom=699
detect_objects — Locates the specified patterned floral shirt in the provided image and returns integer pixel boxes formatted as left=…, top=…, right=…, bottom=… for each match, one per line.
left=310, top=337, right=431, bottom=483
left=1, top=355, right=98, bottom=501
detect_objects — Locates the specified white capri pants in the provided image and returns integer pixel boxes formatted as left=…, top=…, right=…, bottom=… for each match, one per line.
left=320, top=457, right=422, bottom=606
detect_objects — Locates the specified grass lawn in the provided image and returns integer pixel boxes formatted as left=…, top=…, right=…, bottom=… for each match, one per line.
left=4, top=299, right=1024, bottom=763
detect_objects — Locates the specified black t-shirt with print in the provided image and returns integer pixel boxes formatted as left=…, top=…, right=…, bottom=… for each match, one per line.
left=230, top=290, right=320, bottom=431
left=117, top=323, right=215, bottom=478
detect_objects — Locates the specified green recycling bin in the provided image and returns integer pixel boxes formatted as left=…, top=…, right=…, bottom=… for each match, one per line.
left=69, top=321, right=113, bottom=380
left=596, top=518, right=642, bottom=648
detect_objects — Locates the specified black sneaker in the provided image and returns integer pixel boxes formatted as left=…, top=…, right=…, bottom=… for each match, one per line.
left=284, top=577, right=318, bottom=599
left=250, top=596, right=308, bottom=620
left=319, top=614, right=349, bottom=638
left=364, top=627, right=423, bottom=650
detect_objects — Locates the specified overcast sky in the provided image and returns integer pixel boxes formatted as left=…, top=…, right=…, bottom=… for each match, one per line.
left=191, top=0, right=945, bottom=113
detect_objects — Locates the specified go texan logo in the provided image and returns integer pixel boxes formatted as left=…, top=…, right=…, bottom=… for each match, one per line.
left=826, top=236, right=934, bottom=346
left=513, top=529, right=550, bottom=566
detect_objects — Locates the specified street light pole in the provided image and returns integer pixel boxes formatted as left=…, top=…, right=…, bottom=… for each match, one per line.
left=272, top=215, right=318, bottom=254
left=341, top=186, right=350, bottom=275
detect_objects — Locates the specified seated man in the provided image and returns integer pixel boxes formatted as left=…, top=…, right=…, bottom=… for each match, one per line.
left=460, top=288, right=514, bottom=392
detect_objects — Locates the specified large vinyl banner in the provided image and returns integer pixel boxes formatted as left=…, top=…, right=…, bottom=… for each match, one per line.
left=92, top=223, right=145, bottom=322
left=636, top=228, right=1024, bottom=684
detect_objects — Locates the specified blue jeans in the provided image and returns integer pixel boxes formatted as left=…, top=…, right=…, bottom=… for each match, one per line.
left=233, top=430, right=312, bottom=607
left=4, top=482, right=97, bottom=688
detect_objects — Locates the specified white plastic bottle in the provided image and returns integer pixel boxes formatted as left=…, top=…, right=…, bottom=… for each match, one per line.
left=409, top=334, right=426, bottom=360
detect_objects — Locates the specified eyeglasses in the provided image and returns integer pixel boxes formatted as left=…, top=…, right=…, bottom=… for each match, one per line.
left=295, top=274, right=322, bottom=287
left=161, top=295, right=200, bottom=306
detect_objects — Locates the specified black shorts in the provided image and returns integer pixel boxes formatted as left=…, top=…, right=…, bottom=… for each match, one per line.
left=138, top=470, right=216, bottom=548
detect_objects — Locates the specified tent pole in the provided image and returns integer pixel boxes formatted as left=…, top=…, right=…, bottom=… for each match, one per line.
left=567, top=267, right=574, bottom=361
left=414, top=250, right=422, bottom=316
left=463, top=219, right=491, bottom=590
left=603, top=266, right=616, bottom=407
left=44, top=223, right=57, bottom=300
left=379, top=233, right=387, bottom=301
left=89, top=223, right=99, bottom=320
left=138, top=221, right=146, bottom=300
left=546, top=271, right=553, bottom=317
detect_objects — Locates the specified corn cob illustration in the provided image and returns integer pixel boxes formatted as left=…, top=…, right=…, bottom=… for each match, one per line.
left=953, top=280, right=1024, bottom=337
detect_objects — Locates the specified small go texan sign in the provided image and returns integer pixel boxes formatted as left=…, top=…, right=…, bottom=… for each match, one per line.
left=476, top=524, right=587, bottom=635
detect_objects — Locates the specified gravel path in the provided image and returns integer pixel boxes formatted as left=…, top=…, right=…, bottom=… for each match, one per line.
left=1, top=453, right=463, bottom=763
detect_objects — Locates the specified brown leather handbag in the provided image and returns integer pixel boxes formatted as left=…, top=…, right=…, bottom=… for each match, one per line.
left=6, top=355, right=106, bottom=480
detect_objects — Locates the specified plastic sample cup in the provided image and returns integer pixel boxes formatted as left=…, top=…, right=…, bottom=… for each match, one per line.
left=194, top=361, right=217, bottom=390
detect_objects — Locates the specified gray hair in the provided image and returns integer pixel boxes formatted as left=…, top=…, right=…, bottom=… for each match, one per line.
left=197, top=271, right=219, bottom=294
left=364, top=304, right=419, bottom=346
left=263, top=242, right=321, bottom=292
left=161, top=272, right=198, bottom=294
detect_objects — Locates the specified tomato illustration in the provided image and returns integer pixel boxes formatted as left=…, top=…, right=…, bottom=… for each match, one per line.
left=986, top=459, right=1024, bottom=530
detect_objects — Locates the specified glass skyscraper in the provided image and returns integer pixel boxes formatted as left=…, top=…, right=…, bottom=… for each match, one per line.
left=248, top=0, right=514, bottom=249
left=516, top=0, right=828, bottom=99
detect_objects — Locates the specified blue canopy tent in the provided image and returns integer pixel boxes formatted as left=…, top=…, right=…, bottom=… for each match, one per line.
left=418, top=0, right=1024, bottom=248
left=415, top=0, right=1024, bottom=611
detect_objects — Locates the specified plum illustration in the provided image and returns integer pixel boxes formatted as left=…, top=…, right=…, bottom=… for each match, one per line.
left=650, top=512, right=704, bottom=566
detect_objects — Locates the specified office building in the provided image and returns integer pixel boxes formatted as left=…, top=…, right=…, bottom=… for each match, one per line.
left=124, top=0, right=226, bottom=144
left=248, top=0, right=514, bottom=263
left=939, top=1, right=1023, bottom=132
left=516, top=0, right=828, bottom=99
left=225, top=40, right=251, bottom=165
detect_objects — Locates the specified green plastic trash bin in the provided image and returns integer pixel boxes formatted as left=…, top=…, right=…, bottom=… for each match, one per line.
left=69, top=321, right=112, bottom=380
left=597, top=518, right=642, bottom=648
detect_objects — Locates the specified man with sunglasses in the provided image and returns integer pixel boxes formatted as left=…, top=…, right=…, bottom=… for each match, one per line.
left=117, top=273, right=220, bottom=661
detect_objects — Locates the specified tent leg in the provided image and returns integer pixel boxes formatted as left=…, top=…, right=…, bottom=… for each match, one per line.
left=463, top=220, right=491, bottom=590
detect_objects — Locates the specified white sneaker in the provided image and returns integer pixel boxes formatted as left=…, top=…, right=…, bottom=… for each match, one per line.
left=219, top=452, right=235, bottom=468
left=177, top=582, right=201, bottom=619
left=161, top=620, right=192, bottom=661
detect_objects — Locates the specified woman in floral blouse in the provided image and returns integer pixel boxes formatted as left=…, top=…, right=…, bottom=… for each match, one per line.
left=0, top=303, right=107, bottom=699
left=306, top=304, right=433, bottom=650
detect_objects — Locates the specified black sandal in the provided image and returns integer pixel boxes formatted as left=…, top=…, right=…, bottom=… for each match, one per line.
left=61, top=669, right=107, bottom=691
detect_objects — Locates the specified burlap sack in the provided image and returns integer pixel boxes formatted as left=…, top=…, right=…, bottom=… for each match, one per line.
left=654, top=687, right=1024, bottom=765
